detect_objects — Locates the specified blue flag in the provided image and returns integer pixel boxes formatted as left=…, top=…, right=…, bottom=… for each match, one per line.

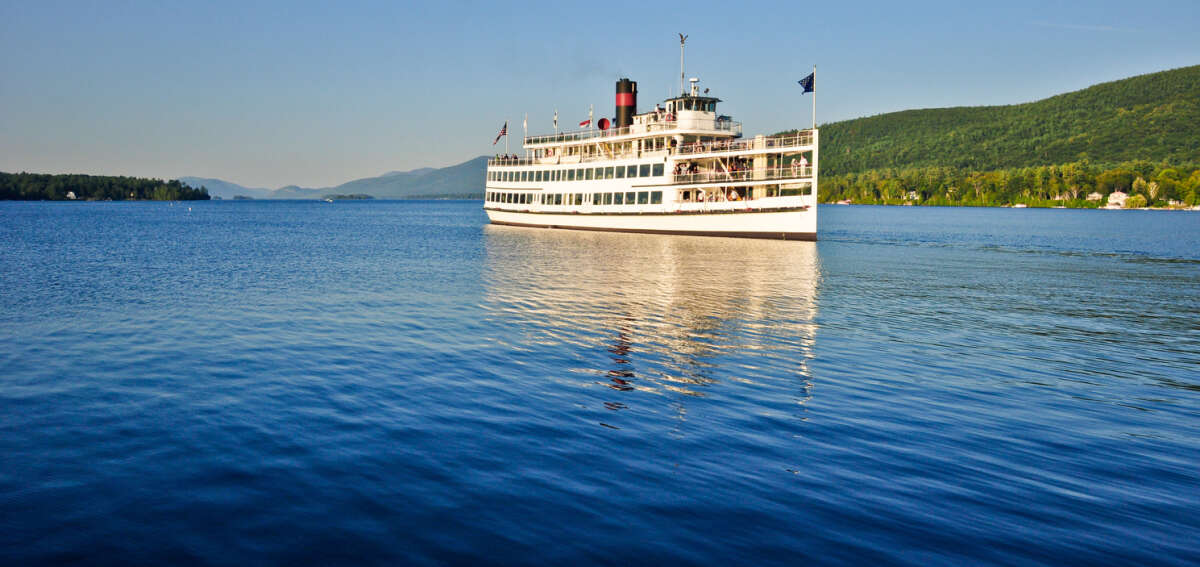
left=798, top=73, right=814, bottom=94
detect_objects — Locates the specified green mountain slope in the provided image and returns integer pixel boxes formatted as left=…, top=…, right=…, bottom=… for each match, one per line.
left=819, top=64, right=1200, bottom=175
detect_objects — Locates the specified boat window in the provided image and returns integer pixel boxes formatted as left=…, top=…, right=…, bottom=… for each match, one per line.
left=592, top=193, right=602, bottom=205
left=638, top=191, right=649, bottom=204
left=603, top=192, right=613, bottom=205
left=615, top=166, right=625, bottom=179
left=651, top=191, right=663, bottom=204
left=625, top=191, right=636, bottom=204
left=613, top=192, right=623, bottom=205
left=567, top=169, right=575, bottom=181
left=639, top=164, right=650, bottom=177
left=572, top=194, right=581, bottom=205
left=604, top=167, right=614, bottom=179
left=585, top=169, right=594, bottom=181
left=652, top=164, right=664, bottom=176
left=555, top=194, right=563, bottom=205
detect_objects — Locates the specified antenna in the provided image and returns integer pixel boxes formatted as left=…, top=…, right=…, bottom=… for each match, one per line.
left=678, top=33, right=687, bottom=96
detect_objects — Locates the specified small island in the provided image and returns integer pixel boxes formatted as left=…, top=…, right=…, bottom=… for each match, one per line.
left=322, top=194, right=374, bottom=200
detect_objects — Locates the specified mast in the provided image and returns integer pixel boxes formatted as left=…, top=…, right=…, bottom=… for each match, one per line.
left=812, top=65, right=817, bottom=130
left=679, top=33, right=688, bottom=96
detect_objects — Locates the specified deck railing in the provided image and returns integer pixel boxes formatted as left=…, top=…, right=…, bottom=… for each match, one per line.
left=522, top=118, right=742, bottom=146
left=674, top=131, right=813, bottom=156
left=669, top=166, right=812, bottom=185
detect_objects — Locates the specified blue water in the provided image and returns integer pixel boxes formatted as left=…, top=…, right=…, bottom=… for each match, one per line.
left=2, top=201, right=1198, bottom=565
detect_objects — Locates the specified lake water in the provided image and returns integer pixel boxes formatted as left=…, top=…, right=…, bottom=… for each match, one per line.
left=2, top=201, right=1198, bottom=565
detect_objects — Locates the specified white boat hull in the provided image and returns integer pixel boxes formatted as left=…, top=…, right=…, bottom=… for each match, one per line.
left=485, top=206, right=816, bottom=240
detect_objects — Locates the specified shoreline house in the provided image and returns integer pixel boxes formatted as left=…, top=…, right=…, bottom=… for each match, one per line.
left=1105, top=191, right=1129, bottom=209
left=1086, top=191, right=1104, bottom=202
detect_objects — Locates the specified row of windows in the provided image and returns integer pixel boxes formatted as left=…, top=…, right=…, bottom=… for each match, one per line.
left=487, top=190, right=664, bottom=206
left=487, top=163, right=665, bottom=183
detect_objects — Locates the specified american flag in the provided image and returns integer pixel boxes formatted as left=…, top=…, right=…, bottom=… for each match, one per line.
left=493, top=121, right=507, bottom=145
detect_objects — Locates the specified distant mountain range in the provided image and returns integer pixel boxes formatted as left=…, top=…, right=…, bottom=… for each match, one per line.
left=183, top=65, right=1199, bottom=200
left=181, top=157, right=487, bottom=200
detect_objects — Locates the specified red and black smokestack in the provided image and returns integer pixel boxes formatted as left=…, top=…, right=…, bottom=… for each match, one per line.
left=615, top=78, right=637, bottom=128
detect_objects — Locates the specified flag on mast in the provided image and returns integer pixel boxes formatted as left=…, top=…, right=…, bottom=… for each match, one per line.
left=523, top=114, right=528, bottom=136
left=798, top=72, right=815, bottom=94
left=492, top=121, right=507, bottom=145
left=553, top=109, right=558, bottom=130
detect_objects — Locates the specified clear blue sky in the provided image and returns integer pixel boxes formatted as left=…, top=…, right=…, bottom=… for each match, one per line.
left=2, top=0, right=1198, bottom=188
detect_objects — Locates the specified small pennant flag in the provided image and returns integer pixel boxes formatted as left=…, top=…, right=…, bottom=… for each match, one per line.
left=578, top=118, right=591, bottom=127
left=798, top=72, right=815, bottom=94
left=493, top=121, right=507, bottom=145
left=553, top=109, right=558, bottom=129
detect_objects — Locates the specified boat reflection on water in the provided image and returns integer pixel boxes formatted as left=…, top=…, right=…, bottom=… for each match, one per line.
left=481, top=225, right=820, bottom=415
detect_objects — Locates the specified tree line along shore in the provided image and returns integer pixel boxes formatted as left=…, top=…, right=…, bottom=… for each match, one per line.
left=0, top=172, right=210, bottom=201
left=818, top=160, right=1200, bottom=209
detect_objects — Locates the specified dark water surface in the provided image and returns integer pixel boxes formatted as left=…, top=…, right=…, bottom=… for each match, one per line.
left=2, top=201, right=1198, bottom=565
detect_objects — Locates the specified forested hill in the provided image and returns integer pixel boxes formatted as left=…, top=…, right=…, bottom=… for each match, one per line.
left=0, top=172, right=210, bottom=201
left=816, top=64, right=1200, bottom=175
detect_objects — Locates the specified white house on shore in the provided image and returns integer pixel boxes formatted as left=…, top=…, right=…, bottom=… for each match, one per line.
left=1106, top=191, right=1128, bottom=209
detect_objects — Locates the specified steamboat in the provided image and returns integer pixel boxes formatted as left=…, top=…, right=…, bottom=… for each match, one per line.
left=484, top=46, right=817, bottom=240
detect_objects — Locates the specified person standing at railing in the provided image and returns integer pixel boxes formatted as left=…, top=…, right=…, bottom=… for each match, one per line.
left=799, top=155, right=808, bottom=176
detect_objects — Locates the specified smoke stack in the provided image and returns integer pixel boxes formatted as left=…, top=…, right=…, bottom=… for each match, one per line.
left=615, top=78, right=637, bottom=128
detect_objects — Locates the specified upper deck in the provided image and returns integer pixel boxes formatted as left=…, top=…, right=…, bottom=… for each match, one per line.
left=524, top=110, right=741, bottom=147
left=489, top=130, right=814, bottom=168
